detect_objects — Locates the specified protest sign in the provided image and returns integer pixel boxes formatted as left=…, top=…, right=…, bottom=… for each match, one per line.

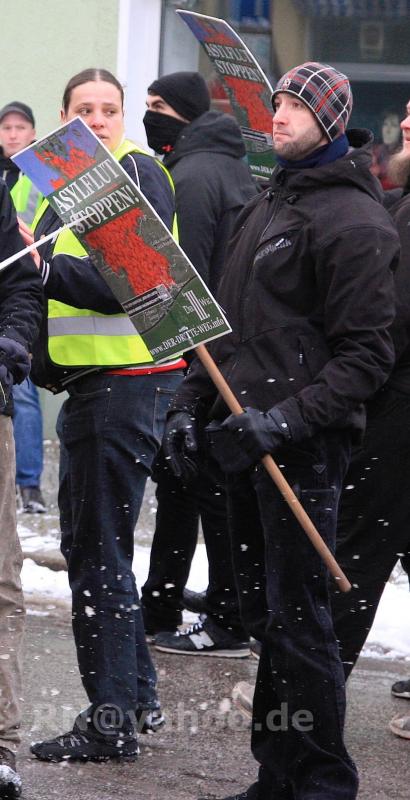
left=12, top=117, right=231, bottom=362
left=176, top=9, right=275, bottom=179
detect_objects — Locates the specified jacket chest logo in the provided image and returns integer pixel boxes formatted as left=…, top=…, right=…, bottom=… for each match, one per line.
left=255, top=236, right=293, bottom=262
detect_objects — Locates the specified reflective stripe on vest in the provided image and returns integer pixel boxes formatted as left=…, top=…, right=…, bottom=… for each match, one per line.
left=10, top=174, right=42, bottom=225
left=35, top=140, right=177, bottom=368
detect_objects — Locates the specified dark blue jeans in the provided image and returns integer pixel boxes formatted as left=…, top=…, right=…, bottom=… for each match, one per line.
left=227, top=432, right=359, bottom=800
left=332, top=386, right=410, bottom=677
left=142, top=449, right=246, bottom=637
left=56, top=371, right=182, bottom=733
left=13, top=378, right=43, bottom=487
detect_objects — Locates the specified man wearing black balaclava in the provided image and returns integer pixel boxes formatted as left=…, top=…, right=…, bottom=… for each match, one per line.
left=143, top=71, right=209, bottom=157
left=143, top=70, right=256, bottom=290
left=141, top=71, right=257, bottom=657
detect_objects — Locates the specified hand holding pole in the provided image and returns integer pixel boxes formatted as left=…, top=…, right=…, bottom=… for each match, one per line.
left=195, top=343, right=351, bottom=593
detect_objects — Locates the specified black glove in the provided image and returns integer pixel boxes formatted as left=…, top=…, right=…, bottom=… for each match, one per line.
left=0, top=337, right=31, bottom=413
left=205, top=406, right=291, bottom=473
left=162, top=411, right=199, bottom=482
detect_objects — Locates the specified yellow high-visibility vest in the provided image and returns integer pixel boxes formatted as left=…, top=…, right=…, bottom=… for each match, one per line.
left=33, top=140, right=178, bottom=369
left=10, top=173, right=42, bottom=224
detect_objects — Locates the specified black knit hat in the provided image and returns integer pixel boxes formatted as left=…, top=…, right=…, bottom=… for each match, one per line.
left=148, top=71, right=210, bottom=122
left=272, top=62, right=352, bottom=142
left=0, top=101, right=35, bottom=127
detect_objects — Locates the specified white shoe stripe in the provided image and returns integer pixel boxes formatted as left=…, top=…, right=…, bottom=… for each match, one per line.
left=189, top=631, right=215, bottom=649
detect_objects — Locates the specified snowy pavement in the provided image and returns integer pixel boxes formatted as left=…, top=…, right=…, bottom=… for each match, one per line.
left=18, top=507, right=410, bottom=664
left=16, top=439, right=410, bottom=663
left=13, top=445, right=410, bottom=800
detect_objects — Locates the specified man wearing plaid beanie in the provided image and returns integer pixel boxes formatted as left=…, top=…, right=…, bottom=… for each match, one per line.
left=273, top=61, right=352, bottom=143
left=164, top=61, right=400, bottom=800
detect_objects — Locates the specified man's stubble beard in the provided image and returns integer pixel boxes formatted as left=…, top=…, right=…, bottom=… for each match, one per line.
left=274, top=125, right=326, bottom=161
left=387, top=147, right=410, bottom=187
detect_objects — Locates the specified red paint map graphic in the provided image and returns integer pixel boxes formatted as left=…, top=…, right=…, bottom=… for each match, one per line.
left=84, top=209, right=175, bottom=296
left=35, top=140, right=96, bottom=189
left=224, top=76, right=272, bottom=133
left=198, top=21, right=234, bottom=46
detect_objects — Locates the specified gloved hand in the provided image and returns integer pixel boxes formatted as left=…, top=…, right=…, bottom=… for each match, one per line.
left=206, top=406, right=291, bottom=473
left=0, top=337, right=31, bottom=413
left=162, top=411, right=199, bottom=483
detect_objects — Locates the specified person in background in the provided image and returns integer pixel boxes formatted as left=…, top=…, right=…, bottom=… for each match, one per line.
left=330, top=97, right=410, bottom=743
left=370, top=109, right=401, bottom=190
left=231, top=98, right=410, bottom=741
left=141, top=71, right=257, bottom=656
left=162, top=62, right=399, bottom=800
left=0, top=101, right=45, bottom=513
left=19, top=68, right=181, bottom=763
left=0, top=180, right=43, bottom=797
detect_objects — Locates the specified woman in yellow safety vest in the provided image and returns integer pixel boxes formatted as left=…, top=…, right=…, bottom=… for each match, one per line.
left=20, top=68, right=185, bottom=763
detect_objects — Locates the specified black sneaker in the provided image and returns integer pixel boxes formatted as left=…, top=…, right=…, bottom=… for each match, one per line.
left=391, top=678, right=410, bottom=699
left=182, top=588, right=208, bottom=614
left=0, top=747, right=22, bottom=799
left=20, top=486, right=46, bottom=514
left=30, top=723, right=139, bottom=762
left=142, top=606, right=179, bottom=643
left=198, top=782, right=260, bottom=799
left=155, top=618, right=250, bottom=658
left=144, top=623, right=178, bottom=644
left=136, top=707, right=165, bottom=734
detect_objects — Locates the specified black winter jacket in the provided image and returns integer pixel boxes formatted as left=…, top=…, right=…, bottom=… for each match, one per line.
left=0, top=180, right=43, bottom=413
left=163, top=111, right=257, bottom=293
left=0, top=147, right=21, bottom=191
left=170, top=129, right=399, bottom=443
left=382, top=187, right=410, bottom=394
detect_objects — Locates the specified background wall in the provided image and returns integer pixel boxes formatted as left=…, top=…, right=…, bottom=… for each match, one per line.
left=117, top=0, right=163, bottom=147
left=1, top=0, right=121, bottom=438
left=0, top=0, right=119, bottom=138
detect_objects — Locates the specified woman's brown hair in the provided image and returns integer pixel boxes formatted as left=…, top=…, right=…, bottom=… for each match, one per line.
left=62, top=68, right=124, bottom=112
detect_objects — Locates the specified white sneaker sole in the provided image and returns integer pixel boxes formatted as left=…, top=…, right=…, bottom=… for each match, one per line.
left=155, top=645, right=250, bottom=658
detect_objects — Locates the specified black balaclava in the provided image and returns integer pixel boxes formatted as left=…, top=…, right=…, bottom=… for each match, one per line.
left=143, top=71, right=211, bottom=155
left=143, top=112, right=187, bottom=155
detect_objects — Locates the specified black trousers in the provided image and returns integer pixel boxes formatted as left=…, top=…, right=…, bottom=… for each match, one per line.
left=141, top=450, right=247, bottom=637
left=227, top=432, right=358, bottom=800
left=331, top=386, right=410, bottom=678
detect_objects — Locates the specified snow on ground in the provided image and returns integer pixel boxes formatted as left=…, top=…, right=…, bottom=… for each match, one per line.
left=20, top=543, right=202, bottom=609
left=18, top=527, right=60, bottom=554
left=19, top=522, right=410, bottom=662
left=22, top=559, right=71, bottom=602
left=361, top=576, right=410, bottom=661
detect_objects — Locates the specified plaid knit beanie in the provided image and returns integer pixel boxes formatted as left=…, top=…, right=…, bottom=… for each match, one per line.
left=148, top=72, right=210, bottom=122
left=272, top=62, right=352, bottom=142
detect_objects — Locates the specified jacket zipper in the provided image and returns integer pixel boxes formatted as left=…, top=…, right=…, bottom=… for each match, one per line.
left=297, top=335, right=305, bottom=366
left=238, top=186, right=284, bottom=341
left=217, top=186, right=284, bottom=399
